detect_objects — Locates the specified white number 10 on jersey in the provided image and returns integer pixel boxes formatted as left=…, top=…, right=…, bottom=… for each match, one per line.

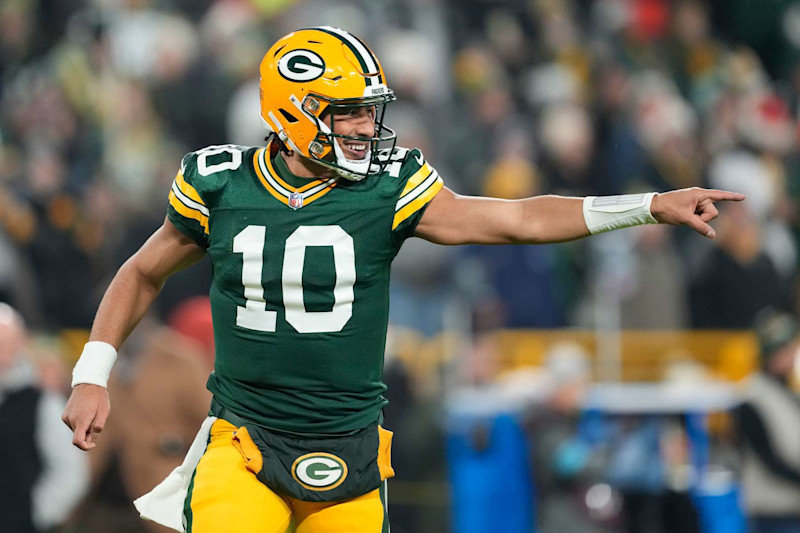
left=233, top=225, right=356, bottom=334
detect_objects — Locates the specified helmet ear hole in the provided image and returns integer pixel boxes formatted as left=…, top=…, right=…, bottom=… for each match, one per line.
left=278, top=108, right=299, bottom=124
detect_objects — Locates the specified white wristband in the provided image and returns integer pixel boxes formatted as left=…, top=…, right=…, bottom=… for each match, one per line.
left=71, top=341, right=118, bottom=388
left=583, top=193, right=659, bottom=234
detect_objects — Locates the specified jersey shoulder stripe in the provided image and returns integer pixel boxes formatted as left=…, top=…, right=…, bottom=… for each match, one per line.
left=169, top=190, right=209, bottom=234
left=399, top=162, right=433, bottom=197
left=391, top=149, right=443, bottom=230
left=175, top=171, right=206, bottom=207
left=168, top=145, right=261, bottom=247
left=392, top=175, right=443, bottom=229
left=168, top=171, right=209, bottom=234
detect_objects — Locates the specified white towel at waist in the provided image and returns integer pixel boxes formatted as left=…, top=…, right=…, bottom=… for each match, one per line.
left=133, top=416, right=217, bottom=532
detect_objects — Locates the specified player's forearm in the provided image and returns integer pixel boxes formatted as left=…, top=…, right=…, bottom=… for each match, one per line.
left=512, top=195, right=589, bottom=244
left=416, top=193, right=590, bottom=245
left=88, top=258, right=165, bottom=348
left=416, top=188, right=669, bottom=245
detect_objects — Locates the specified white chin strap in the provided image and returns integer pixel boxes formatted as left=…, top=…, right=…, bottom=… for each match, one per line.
left=331, top=140, right=371, bottom=181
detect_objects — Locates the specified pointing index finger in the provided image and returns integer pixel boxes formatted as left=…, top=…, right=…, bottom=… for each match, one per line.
left=703, top=189, right=746, bottom=202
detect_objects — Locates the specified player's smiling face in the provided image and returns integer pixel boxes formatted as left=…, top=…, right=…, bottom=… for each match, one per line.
left=280, top=103, right=382, bottom=180
left=325, top=105, right=377, bottom=161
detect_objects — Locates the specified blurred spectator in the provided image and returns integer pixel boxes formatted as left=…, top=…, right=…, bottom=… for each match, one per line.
left=666, top=0, right=724, bottom=109
left=0, top=143, right=101, bottom=329
left=689, top=203, right=788, bottom=328
left=0, top=183, right=38, bottom=316
left=707, top=90, right=799, bottom=281
left=592, top=62, right=648, bottom=195
left=0, top=303, right=89, bottom=532
left=538, top=103, right=598, bottom=196
left=735, top=308, right=800, bottom=533
left=382, top=327, right=449, bottom=533
left=620, top=224, right=690, bottom=329
left=29, top=335, right=72, bottom=397
left=631, top=72, right=701, bottom=192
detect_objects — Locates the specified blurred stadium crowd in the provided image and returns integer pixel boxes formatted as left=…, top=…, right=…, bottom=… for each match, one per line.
left=2, top=0, right=800, bottom=532
left=1, top=0, right=799, bottom=335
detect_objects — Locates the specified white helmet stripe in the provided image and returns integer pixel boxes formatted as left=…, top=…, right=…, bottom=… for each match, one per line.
left=317, top=26, right=379, bottom=79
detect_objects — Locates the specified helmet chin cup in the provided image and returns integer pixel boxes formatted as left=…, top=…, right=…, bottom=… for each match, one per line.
left=332, top=140, right=371, bottom=181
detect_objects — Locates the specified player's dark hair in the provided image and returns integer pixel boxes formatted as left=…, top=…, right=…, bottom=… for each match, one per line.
left=265, top=132, right=290, bottom=154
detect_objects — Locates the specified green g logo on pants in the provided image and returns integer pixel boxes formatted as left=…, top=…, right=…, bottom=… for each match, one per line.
left=292, top=453, right=348, bottom=491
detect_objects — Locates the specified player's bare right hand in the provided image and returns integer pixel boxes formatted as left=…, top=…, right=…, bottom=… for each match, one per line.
left=61, top=384, right=111, bottom=450
left=649, top=187, right=746, bottom=239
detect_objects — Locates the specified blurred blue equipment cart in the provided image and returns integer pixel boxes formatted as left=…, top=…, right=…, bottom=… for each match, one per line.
left=445, top=381, right=745, bottom=533
left=585, top=382, right=746, bottom=533
left=445, top=388, right=537, bottom=533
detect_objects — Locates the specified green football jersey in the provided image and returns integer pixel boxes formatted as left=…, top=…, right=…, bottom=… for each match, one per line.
left=166, top=141, right=443, bottom=434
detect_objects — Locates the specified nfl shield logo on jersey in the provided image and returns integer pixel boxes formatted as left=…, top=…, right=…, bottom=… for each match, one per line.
left=289, top=192, right=304, bottom=210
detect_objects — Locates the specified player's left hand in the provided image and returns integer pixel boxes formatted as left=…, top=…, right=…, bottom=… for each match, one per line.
left=650, top=187, right=746, bottom=239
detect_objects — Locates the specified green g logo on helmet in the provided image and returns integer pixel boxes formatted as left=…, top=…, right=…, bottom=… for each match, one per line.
left=278, top=50, right=326, bottom=82
left=291, top=453, right=348, bottom=491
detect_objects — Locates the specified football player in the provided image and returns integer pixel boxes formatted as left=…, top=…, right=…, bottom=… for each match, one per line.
left=62, top=26, right=744, bottom=533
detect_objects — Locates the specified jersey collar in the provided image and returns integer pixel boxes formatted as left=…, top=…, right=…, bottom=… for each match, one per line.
left=252, top=142, right=338, bottom=208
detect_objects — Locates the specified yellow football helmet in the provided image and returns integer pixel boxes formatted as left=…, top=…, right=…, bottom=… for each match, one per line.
left=259, top=26, right=397, bottom=181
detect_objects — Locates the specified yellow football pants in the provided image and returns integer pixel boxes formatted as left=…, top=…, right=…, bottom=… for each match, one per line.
left=184, top=420, right=390, bottom=533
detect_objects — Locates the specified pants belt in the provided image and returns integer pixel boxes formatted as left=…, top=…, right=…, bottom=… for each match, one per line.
left=210, top=397, right=249, bottom=428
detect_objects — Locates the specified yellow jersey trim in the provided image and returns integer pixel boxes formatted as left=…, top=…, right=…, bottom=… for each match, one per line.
left=175, top=171, right=205, bottom=206
left=169, top=190, right=209, bottom=234
left=253, top=149, right=290, bottom=206
left=253, top=146, right=337, bottom=208
left=266, top=156, right=327, bottom=193
left=399, top=163, right=432, bottom=198
left=392, top=177, right=443, bottom=230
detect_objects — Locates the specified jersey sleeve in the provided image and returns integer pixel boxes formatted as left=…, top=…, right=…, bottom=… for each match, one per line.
left=166, top=153, right=210, bottom=248
left=390, top=148, right=444, bottom=243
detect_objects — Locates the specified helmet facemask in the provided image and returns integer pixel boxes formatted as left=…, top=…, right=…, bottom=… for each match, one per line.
left=292, top=92, right=397, bottom=181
